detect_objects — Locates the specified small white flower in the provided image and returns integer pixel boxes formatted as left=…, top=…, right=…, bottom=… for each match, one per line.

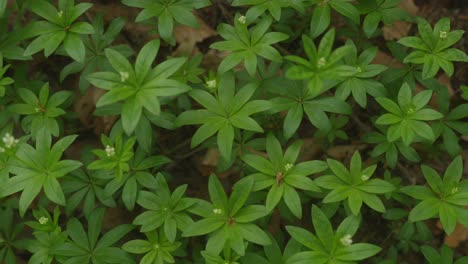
left=407, top=107, right=415, bottom=114
left=451, top=187, right=459, bottom=194
left=317, top=57, right=326, bottom=68
left=119, top=71, right=129, bottom=82
left=213, top=208, right=223, bottom=215
left=340, top=234, right=353, bottom=246
left=238, top=15, right=246, bottom=24
left=284, top=163, right=293, bottom=172
left=356, top=66, right=362, bottom=73
left=439, top=31, right=447, bottom=39
left=361, top=174, right=370, bottom=181
left=38, top=217, right=49, bottom=225
left=206, top=79, right=217, bottom=89
left=2, top=133, right=19, bottom=149
left=35, top=107, right=41, bottom=113
left=105, top=145, right=116, bottom=157
left=58, top=11, right=63, bottom=17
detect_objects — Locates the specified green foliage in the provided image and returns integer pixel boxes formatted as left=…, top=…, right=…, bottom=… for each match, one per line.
left=242, top=133, right=327, bottom=218
left=9, top=82, right=72, bottom=139
left=399, top=17, right=468, bottom=79
left=183, top=174, right=270, bottom=255
left=24, top=0, right=94, bottom=62
left=175, top=71, right=272, bottom=159
left=375, top=83, right=443, bottom=145
left=88, top=134, right=136, bottom=181
left=55, top=208, right=135, bottom=263
left=211, top=15, right=288, bottom=76
left=421, top=244, right=468, bottom=264
left=309, top=0, right=360, bottom=38
left=401, top=156, right=468, bottom=234
left=271, top=80, right=351, bottom=138
left=60, top=14, right=134, bottom=93
left=316, top=151, right=395, bottom=215
left=358, top=0, right=409, bottom=37
left=121, top=0, right=211, bottom=43
left=133, top=173, right=195, bottom=242
left=286, top=205, right=381, bottom=264
left=0, top=1, right=467, bottom=263
left=88, top=39, right=190, bottom=135
left=232, top=0, right=305, bottom=21
left=123, top=230, right=181, bottom=264
left=336, top=44, right=387, bottom=107
left=0, top=129, right=81, bottom=216
left=0, top=55, right=13, bottom=97
left=285, top=29, right=355, bottom=97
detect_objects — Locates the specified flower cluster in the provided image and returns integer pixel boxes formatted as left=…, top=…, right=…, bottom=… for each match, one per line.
left=105, top=145, right=116, bottom=157
left=0, top=133, right=19, bottom=152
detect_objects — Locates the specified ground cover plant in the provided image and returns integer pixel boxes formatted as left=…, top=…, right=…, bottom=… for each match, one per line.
left=0, top=0, right=468, bottom=263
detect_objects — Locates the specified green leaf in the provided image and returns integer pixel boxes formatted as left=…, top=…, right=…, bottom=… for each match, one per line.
left=122, top=240, right=152, bottom=254
left=266, top=183, right=284, bottom=212
left=64, top=33, right=85, bottom=62
left=121, top=96, right=142, bottom=135
left=310, top=4, right=330, bottom=38
left=283, top=185, right=302, bottom=218
left=183, top=217, right=225, bottom=237
left=409, top=199, right=440, bottom=222
left=43, top=177, right=66, bottom=205
left=238, top=223, right=271, bottom=246
left=330, top=0, right=360, bottom=24
left=208, top=174, right=228, bottom=210
left=335, top=243, right=381, bottom=261
left=285, top=226, right=322, bottom=251
left=284, top=174, right=320, bottom=192
left=266, top=133, right=283, bottom=166
left=228, top=177, right=254, bottom=216
left=421, top=165, right=443, bottom=193
left=311, top=205, right=333, bottom=249
left=30, top=0, right=60, bottom=24
left=217, top=123, right=234, bottom=159
left=135, top=39, right=160, bottom=82
left=439, top=203, right=457, bottom=234
left=363, top=12, right=381, bottom=37
left=235, top=205, right=267, bottom=223
left=19, top=179, right=43, bottom=217
left=242, top=154, right=275, bottom=175
left=283, top=104, right=303, bottom=139
left=191, top=118, right=225, bottom=147
left=158, top=9, right=174, bottom=41
left=105, top=48, right=134, bottom=77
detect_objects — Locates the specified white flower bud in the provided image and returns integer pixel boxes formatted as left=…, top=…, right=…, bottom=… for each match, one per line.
left=2, top=133, right=19, bottom=149
left=284, top=163, right=293, bottom=172
left=206, top=79, right=217, bottom=89
left=213, top=208, right=223, bottom=215
left=361, top=174, right=370, bottom=181
left=105, top=145, right=116, bottom=157
left=119, top=71, right=129, bottom=82
left=317, top=57, right=326, bottom=68
left=340, top=234, right=353, bottom=246
left=451, top=187, right=458, bottom=194
left=439, top=31, right=447, bottom=39
left=39, top=217, right=49, bottom=225
left=58, top=11, right=63, bottom=17
left=238, top=16, right=246, bottom=24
